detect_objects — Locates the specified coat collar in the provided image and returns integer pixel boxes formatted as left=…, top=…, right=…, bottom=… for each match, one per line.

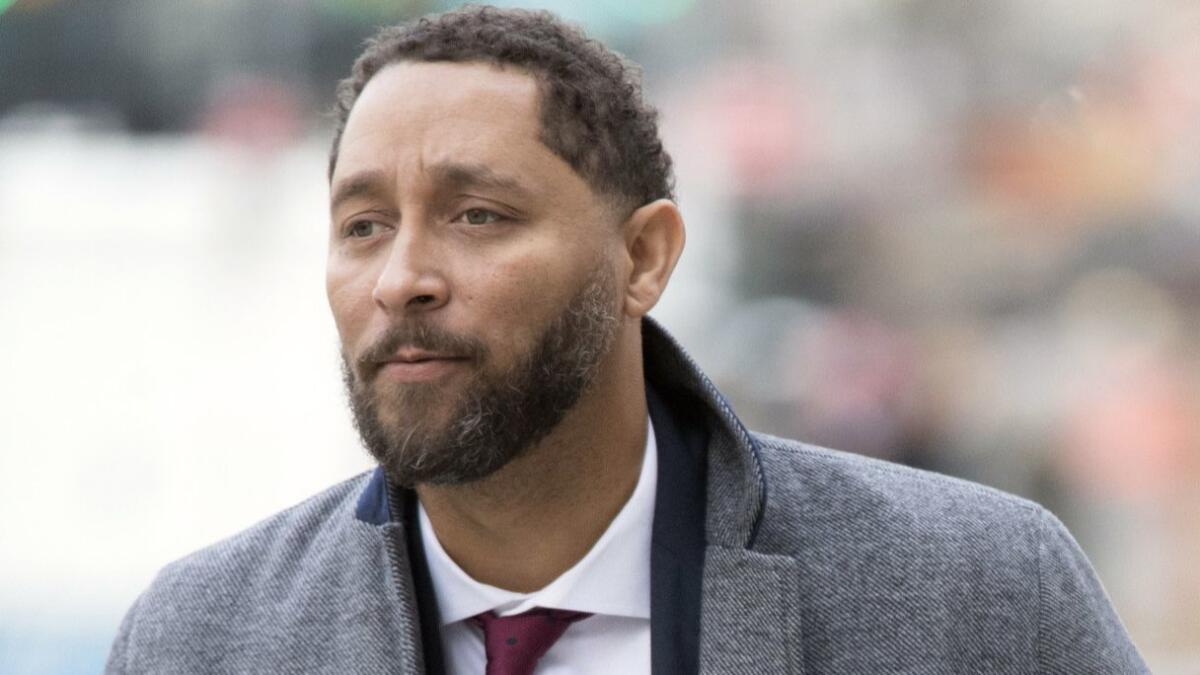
left=354, top=464, right=392, bottom=526
left=640, top=316, right=767, bottom=549
left=643, top=318, right=803, bottom=673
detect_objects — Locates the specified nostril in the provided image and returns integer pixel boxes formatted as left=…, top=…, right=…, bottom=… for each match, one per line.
left=412, top=294, right=435, bottom=305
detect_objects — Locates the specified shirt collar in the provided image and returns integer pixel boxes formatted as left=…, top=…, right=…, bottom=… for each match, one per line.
left=419, top=416, right=657, bottom=625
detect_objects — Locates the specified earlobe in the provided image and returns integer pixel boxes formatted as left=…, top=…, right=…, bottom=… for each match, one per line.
left=623, top=199, right=686, bottom=318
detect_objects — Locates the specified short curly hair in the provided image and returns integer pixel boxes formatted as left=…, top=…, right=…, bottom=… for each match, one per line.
left=329, top=5, right=675, bottom=209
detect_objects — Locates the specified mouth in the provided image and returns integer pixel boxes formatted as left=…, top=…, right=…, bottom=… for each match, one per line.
left=375, top=350, right=470, bottom=383
left=388, top=348, right=461, bottom=363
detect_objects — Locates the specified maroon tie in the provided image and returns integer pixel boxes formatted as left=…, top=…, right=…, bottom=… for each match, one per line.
left=469, top=607, right=592, bottom=675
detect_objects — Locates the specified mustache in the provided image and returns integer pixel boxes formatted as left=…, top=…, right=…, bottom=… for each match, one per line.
left=356, top=322, right=488, bottom=373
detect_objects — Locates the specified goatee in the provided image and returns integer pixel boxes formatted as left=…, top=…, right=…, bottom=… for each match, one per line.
left=341, top=265, right=621, bottom=487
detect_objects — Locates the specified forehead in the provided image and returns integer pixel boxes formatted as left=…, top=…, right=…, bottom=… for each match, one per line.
left=333, top=60, right=555, bottom=187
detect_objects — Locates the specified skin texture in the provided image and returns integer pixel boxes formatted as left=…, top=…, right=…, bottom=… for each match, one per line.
left=326, top=61, right=685, bottom=592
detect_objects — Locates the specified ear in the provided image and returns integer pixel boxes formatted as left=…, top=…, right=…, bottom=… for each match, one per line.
left=621, top=199, right=686, bottom=318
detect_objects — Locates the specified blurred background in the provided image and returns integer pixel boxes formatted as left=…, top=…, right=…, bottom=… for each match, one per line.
left=1, top=0, right=1197, bottom=671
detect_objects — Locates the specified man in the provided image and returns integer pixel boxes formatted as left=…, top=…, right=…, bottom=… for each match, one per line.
left=106, top=6, right=1148, bottom=674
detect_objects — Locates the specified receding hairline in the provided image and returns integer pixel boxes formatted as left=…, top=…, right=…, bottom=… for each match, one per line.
left=329, top=58, right=559, bottom=183
left=327, top=5, right=676, bottom=208
left=329, top=58, right=638, bottom=217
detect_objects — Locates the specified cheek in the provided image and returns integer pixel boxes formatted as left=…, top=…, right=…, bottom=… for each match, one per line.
left=462, top=246, right=587, bottom=345
left=326, top=264, right=376, bottom=345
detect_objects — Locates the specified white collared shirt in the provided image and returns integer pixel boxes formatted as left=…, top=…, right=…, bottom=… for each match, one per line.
left=418, top=417, right=657, bottom=675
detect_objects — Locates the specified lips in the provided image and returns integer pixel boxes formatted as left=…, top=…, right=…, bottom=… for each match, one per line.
left=386, top=348, right=460, bottom=364
left=375, top=349, right=469, bottom=383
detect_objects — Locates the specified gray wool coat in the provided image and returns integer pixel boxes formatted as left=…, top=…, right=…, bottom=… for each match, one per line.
left=106, top=319, right=1149, bottom=674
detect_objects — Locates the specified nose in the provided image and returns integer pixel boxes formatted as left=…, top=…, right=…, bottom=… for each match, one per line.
left=371, top=227, right=450, bottom=314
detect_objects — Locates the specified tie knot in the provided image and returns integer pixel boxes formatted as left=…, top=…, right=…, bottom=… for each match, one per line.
left=470, top=608, right=592, bottom=675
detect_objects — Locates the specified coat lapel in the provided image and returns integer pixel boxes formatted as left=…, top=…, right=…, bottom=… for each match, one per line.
left=355, top=468, right=430, bottom=673
left=643, top=319, right=805, bottom=674
left=380, top=520, right=431, bottom=673
left=699, top=546, right=804, bottom=674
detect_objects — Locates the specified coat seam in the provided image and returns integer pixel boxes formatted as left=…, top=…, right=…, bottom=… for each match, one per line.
left=1035, top=507, right=1046, bottom=675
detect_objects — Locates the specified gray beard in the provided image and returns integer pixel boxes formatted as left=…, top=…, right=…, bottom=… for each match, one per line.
left=341, top=265, right=620, bottom=487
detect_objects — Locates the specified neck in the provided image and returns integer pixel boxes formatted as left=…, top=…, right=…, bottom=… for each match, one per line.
left=415, top=322, right=648, bottom=593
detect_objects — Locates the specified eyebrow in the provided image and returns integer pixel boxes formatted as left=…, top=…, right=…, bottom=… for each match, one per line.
left=427, top=162, right=533, bottom=199
left=330, top=170, right=390, bottom=212
left=329, top=162, right=535, bottom=213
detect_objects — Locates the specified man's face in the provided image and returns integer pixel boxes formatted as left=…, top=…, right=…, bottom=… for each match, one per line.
left=326, top=61, right=625, bottom=486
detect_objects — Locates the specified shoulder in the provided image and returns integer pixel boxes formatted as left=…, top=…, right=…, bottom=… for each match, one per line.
left=107, top=471, right=383, bottom=672
left=750, top=431, right=1043, bottom=556
left=153, top=470, right=374, bottom=593
left=749, top=431, right=1045, bottom=635
left=745, top=432, right=1148, bottom=672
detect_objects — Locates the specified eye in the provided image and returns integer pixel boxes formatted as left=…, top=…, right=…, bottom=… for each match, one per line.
left=345, top=220, right=381, bottom=238
left=460, top=208, right=501, bottom=225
